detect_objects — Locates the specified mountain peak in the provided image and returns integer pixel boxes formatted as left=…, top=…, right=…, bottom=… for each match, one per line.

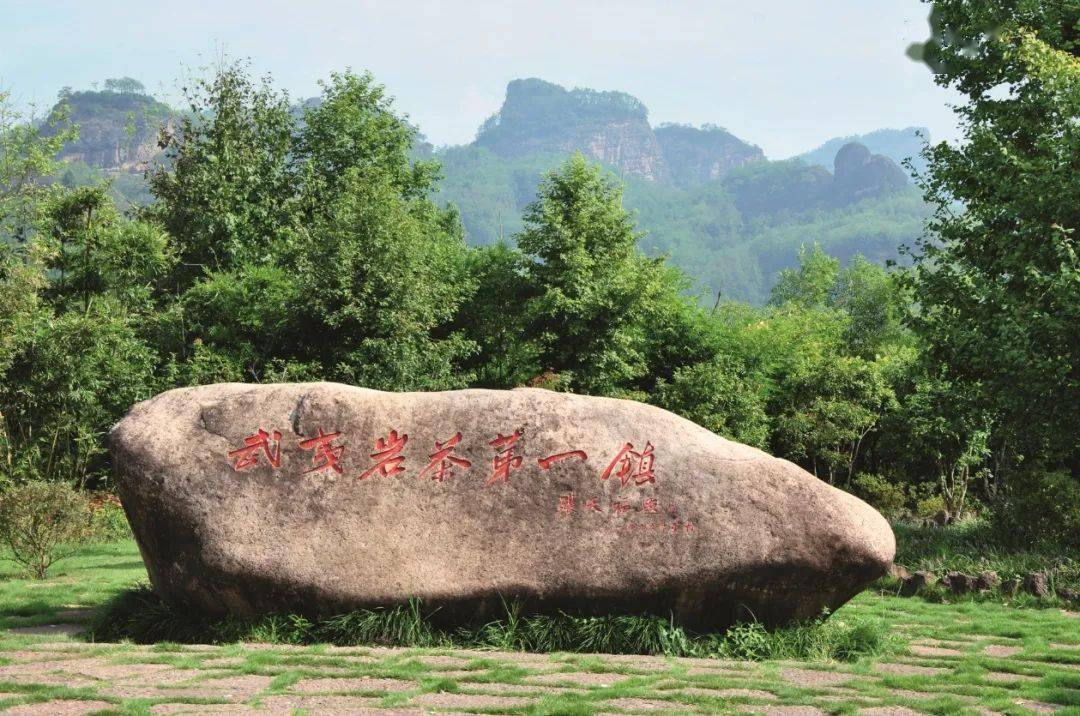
left=832, top=141, right=909, bottom=202
left=474, top=78, right=665, bottom=181
left=472, top=79, right=765, bottom=186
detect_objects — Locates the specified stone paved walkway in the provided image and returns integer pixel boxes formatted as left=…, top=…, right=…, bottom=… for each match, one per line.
left=0, top=621, right=1076, bottom=715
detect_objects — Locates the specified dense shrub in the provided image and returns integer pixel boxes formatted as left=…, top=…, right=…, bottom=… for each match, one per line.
left=991, top=469, right=1080, bottom=551
left=852, top=473, right=907, bottom=520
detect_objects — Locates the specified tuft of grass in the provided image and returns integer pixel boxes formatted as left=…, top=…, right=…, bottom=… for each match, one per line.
left=317, top=599, right=442, bottom=647
left=713, top=612, right=897, bottom=661
left=89, top=586, right=898, bottom=662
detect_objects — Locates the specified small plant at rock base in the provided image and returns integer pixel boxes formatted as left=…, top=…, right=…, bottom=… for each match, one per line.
left=716, top=621, right=772, bottom=660
left=713, top=611, right=896, bottom=662
left=0, top=480, right=91, bottom=578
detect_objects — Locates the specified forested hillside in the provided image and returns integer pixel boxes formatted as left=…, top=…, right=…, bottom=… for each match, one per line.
left=39, top=76, right=927, bottom=303
left=437, top=79, right=927, bottom=303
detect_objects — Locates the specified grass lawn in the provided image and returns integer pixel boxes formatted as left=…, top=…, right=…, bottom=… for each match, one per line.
left=0, top=540, right=1077, bottom=715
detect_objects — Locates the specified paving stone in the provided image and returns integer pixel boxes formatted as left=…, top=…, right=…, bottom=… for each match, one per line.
left=909, top=644, right=964, bottom=657
left=1012, top=699, right=1062, bottom=714
left=1, top=650, right=85, bottom=663
left=0, top=662, right=98, bottom=686
left=686, top=666, right=759, bottom=677
left=459, top=681, right=577, bottom=695
left=984, top=644, right=1023, bottom=657
left=258, top=694, right=394, bottom=713
left=875, top=662, right=949, bottom=676
left=780, top=667, right=853, bottom=687
left=62, top=658, right=176, bottom=680
left=421, top=668, right=480, bottom=680
left=198, top=657, right=246, bottom=668
left=196, top=674, right=274, bottom=698
left=859, top=708, right=923, bottom=716
left=5, top=624, right=82, bottom=638
left=289, top=676, right=416, bottom=693
left=409, top=691, right=535, bottom=709
left=601, top=697, right=680, bottom=711
left=150, top=704, right=256, bottom=714
left=19, top=643, right=99, bottom=653
left=101, top=685, right=220, bottom=699
left=405, top=654, right=473, bottom=668
left=982, top=671, right=1039, bottom=683
left=676, top=687, right=778, bottom=700
left=913, top=638, right=971, bottom=649
left=591, top=654, right=679, bottom=670
left=525, top=670, right=631, bottom=687
left=676, top=656, right=754, bottom=671
left=885, top=689, right=949, bottom=701
left=748, top=707, right=826, bottom=716
left=6, top=701, right=115, bottom=715
left=437, top=649, right=554, bottom=668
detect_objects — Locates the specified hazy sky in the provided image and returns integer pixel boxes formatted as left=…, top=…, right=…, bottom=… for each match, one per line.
left=1, top=0, right=960, bottom=158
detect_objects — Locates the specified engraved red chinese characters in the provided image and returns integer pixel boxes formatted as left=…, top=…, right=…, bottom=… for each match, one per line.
left=538, top=450, right=587, bottom=470
left=227, top=428, right=282, bottom=470
left=601, top=441, right=656, bottom=486
left=487, top=430, right=523, bottom=485
left=557, top=492, right=576, bottom=514
left=299, top=428, right=344, bottom=474
left=418, top=432, right=471, bottom=482
left=359, top=430, right=408, bottom=480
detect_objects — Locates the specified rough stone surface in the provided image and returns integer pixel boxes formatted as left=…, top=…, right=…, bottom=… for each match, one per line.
left=111, top=383, right=895, bottom=629
left=899, top=571, right=935, bottom=597
left=1024, top=572, right=1051, bottom=599
left=944, top=572, right=977, bottom=595
left=976, top=571, right=1000, bottom=591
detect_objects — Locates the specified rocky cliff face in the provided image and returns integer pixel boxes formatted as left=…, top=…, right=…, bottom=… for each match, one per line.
left=48, top=90, right=174, bottom=171
left=655, top=124, right=764, bottom=188
left=475, top=80, right=771, bottom=188
left=475, top=79, right=669, bottom=182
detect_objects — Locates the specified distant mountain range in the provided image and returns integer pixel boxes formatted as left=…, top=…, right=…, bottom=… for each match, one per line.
left=794, top=126, right=930, bottom=176
left=433, top=79, right=927, bottom=302
left=45, top=77, right=930, bottom=304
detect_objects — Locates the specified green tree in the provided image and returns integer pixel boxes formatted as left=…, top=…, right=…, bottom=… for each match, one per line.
left=831, top=256, right=911, bottom=357
left=768, top=244, right=840, bottom=308
left=516, top=154, right=679, bottom=394
left=454, top=242, right=541, bottom=388
left=899, top=377, right=991, bottom=520
left=1, top=90, right=76, bottom=241
left=103, top=77, right=146, bottom=95
left=655, top=355, right=769, bottom=448
left=146, top=62, right=297, bottom=289
left=774, top=355, right=898, bottom=486
left=907, top=1, right=1080, bottom=477
left=148, top=65, right=474, bottom=389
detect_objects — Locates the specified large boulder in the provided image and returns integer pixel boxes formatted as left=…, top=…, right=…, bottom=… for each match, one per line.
left=111, top=383, right=894, bottom=630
